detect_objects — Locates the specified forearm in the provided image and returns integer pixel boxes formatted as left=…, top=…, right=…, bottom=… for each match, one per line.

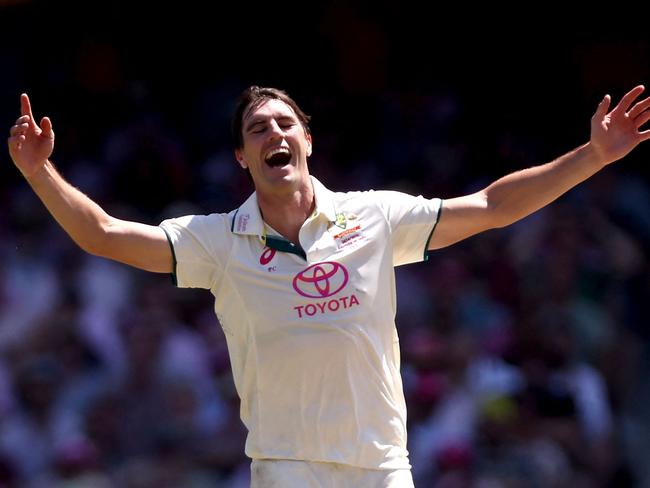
left=485, top=142, right=605, bottom=227
left=25, top=160, right=113, bottom=254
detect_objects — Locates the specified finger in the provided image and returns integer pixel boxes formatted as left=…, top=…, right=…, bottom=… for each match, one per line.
left=7, top=134, right=26, bottom=149
left=593, top=94, right=611, bottom=120
left=612, top=85, right=645, bottom=115
left=10, top=122, right=29, bottom=136
left=40, top=117, right=54, bottom=137
left=639, top=129, right=650, bottom=143
left=14, top=115, right=30, bottom=125
left=635, top=110, right=650, bottom=129
left=20, top=93, right=36, bottom=127
left=628, top=96, right=650, bottom=119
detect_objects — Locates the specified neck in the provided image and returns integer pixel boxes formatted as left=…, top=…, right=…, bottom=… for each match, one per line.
left=256, top=178, right=315, bottom=245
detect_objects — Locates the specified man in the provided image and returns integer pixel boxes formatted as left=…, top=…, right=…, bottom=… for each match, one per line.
left=8, top=85, right=650, bottom=487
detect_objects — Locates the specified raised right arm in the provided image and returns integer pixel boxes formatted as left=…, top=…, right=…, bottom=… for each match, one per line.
left=8, top=94, right=172, bottom=273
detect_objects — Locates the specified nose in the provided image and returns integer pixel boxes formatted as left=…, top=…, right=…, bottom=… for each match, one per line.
left=267, top=120, right=284, bottom=140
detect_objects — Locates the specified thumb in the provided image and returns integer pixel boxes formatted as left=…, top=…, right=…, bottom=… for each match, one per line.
left=594, top=94, right=611, bottom=119
left=40, top=117, right=54, bottom=138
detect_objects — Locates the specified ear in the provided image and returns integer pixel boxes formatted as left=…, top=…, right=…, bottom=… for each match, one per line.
left=306, top=134, right=313, bottom=158
left=235, top=149, right=248, bottom=169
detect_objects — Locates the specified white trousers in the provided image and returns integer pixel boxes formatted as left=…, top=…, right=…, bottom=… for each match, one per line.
left=250, top=459, right=415, bottom=488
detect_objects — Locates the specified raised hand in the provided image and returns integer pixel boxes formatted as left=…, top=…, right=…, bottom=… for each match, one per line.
left=590, top=85, right=650, bottom=166
left=7, top=93, right=55, bottom=178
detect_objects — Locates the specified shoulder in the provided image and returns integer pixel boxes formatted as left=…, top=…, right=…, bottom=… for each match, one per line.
left=160, top=212, right=235, bottom=251
left=329, top=188, right=432, bottom=218
left=329, top=187, right=385, bottom=206
left=161, top=212, right=232, bottom=232
left=336, top=188, right=432, bottom=212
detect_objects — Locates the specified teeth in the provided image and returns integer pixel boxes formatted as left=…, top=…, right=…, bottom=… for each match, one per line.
left=265, top=147, right=291, bottom=161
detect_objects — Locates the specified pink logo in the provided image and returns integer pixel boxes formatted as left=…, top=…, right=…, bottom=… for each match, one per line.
left=260, top=247, right=276, bottom=265
left=293, top=262, right=349, bottom=298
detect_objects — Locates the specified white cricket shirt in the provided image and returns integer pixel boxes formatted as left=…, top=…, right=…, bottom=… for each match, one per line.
left=160, top=177, right=442, bottom=470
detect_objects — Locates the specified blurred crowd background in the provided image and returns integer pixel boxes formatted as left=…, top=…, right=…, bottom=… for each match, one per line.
left=1, top=1, right=650, bottom=487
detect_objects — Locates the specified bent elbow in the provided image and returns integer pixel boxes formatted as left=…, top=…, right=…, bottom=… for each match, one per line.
left=78, top=219, right=114, bottom=258
left=79, top=234, right=109, bottom=258
left=476, top=192, right=508, bottom=230
left=490, top=213, right=513, bottom=229
left=484, top=198, right=517, bottom=230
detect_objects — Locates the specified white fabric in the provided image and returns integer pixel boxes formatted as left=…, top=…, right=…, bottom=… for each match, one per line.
left=250, top=459, right=414, bottom=488
left=160, top=176, right=441, bottom=470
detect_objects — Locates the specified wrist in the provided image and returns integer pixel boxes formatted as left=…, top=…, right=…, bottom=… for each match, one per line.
left=23, top=159, right=52, bottom=183
left=581, top=142, right=610, bottom=170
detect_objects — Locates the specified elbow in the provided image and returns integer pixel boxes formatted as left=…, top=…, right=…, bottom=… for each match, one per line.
left=488, top=211, right=517, bottom=230
left=78, top=219, right=113, bottom=258
left=484, top=193, right=518, bottom=230
left=489, top=212, right=512, bottom=229
left=487, top=200, right=533, bottom=229
left=478, top=191, right=510, bottom=230
left=82, top=240, right=107, bottom=258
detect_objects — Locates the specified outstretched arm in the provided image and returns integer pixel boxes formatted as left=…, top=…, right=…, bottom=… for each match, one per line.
left=428, top=85, right=650, bottom=250
left=8, top=94, right=173, bottom=273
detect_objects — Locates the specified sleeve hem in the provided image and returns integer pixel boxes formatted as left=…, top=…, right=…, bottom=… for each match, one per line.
left=160, top=225, right=179, bottom=287
left=423, top=198, right=443, bottom=262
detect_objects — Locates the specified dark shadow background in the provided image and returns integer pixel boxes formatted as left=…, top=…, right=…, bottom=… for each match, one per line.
left=1, top=1, right=650, bottom=486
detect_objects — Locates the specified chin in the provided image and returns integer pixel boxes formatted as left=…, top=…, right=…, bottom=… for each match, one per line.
left=256, top=170, right=294, bottom=189
left=256, top=163, right=308, bottom=190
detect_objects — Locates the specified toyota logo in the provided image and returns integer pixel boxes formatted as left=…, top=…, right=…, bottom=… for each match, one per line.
left=292, top=262, right=349, bottom=298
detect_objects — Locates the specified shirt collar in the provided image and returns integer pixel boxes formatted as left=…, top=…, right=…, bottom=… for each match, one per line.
left=311, top=176, right=337, bottom=223
left=231, top=175, right=337, bottom=237
left=230, top=191, right=264, bottom=236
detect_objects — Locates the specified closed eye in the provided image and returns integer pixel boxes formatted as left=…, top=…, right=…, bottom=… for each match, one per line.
left=246, top=116, right=297, bottom=134
left=250, top=123, right=294, bottom=134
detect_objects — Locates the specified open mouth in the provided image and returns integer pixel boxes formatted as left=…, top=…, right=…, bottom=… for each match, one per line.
left=265, top=147, right=292, bottom=167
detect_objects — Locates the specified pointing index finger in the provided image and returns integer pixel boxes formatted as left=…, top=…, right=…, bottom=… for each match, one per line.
left=20, top=93, right=35, bottom=123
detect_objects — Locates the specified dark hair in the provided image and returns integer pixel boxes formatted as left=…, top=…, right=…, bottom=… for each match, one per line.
left=231, top=86, right=311, bottom=149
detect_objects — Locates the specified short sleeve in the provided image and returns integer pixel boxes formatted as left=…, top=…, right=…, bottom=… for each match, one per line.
left=374, top=191, right=442, bottom=266
left=159, top=213, right=232, bottom=289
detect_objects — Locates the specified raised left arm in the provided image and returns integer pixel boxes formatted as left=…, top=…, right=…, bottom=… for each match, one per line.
left=428, top=85, right=650, bottom=250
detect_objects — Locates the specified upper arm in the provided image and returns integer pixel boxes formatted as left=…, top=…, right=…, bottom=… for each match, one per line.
left=427, top=190, right=497, bottom=250
left=94, top=218, right=173, bottom=273
left=371, top=190, right=442, bottom=265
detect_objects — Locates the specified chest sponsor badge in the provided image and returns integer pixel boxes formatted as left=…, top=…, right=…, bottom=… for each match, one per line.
left=291, top=261, right=360, bottom=318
